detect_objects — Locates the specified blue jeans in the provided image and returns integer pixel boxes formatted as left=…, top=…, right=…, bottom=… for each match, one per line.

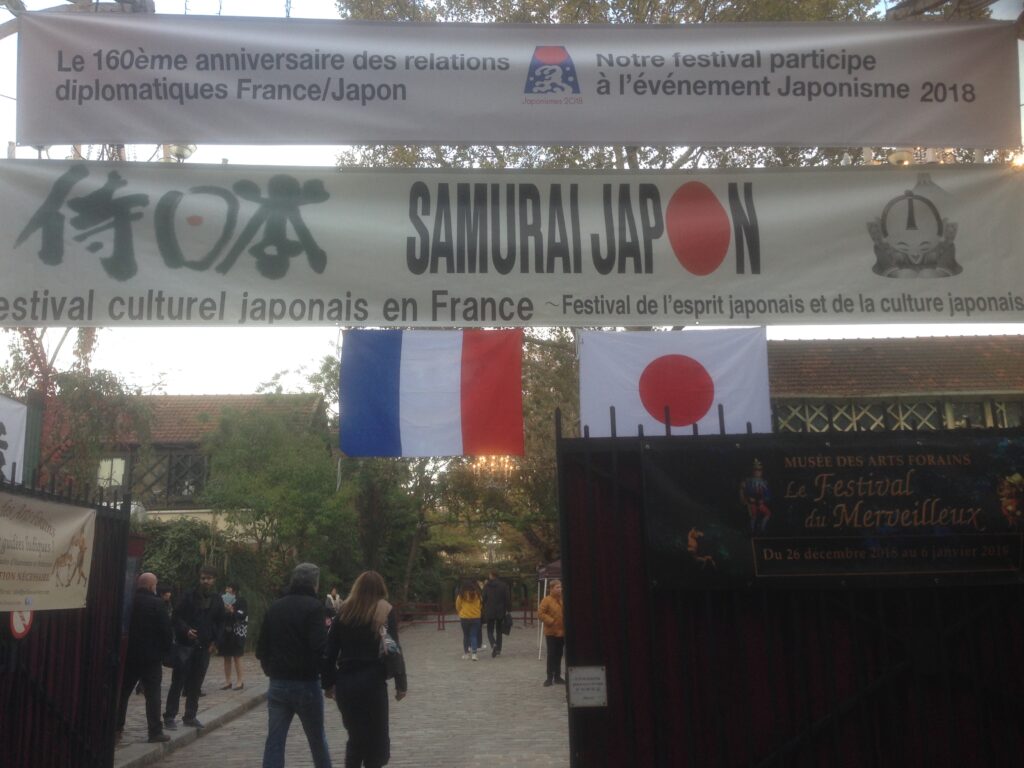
left=460, top=618, right=480, bottom=653
left=263, top=678, right=332, bottom=768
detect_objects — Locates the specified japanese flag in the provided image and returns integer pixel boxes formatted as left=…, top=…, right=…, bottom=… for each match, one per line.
left=579, top=328, right=771, bottom=437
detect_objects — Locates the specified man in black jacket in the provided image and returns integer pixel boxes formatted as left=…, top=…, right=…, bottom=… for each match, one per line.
left=482, top=571, right=511, bottom=657
left=164, top=565, right=225, bottom=730
left=117, top=572, right=173, bottom=743
left=257, top=562, right=332, bottom=768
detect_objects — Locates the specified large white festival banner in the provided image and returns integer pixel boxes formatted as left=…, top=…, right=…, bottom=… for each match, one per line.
left=15, top=14, right=1020, bottom=148
left=0, top=491, right=97, bottom=612
left=1, top=160, right=1022, bottom=328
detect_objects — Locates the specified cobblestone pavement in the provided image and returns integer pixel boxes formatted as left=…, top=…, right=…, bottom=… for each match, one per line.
left=123, top=618, right=570, bottom=768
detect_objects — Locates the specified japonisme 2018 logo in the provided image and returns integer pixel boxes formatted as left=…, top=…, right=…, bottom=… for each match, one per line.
left=867, top=173, right=962, bottom=278
left=524, top=46, right=581, bottom=97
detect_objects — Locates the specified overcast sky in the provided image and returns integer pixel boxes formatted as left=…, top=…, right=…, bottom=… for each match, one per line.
left=0, top=0, right=1022, bottom=395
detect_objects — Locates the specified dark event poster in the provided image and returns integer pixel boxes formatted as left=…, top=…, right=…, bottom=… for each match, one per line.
left=643, top=431, right=1024, bottom=588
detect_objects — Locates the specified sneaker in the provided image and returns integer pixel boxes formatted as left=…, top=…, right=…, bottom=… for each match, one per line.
left=461, top=653, right=469, bottom=660
left=471, top=653, right=478, bottom=661
left=543, top=679, right=553, bottom=687
left=147, top=733, right=171, bottom=743
left=163, top=719, right=177, bottom=731
left=182, top=718, right=204, bottom=729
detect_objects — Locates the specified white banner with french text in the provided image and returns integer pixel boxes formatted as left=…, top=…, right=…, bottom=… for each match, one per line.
left=15, top=14, right=1021, bottom=148
left=1, top=159, right=1024, bottom=328
left=0, top=492, right=97, bottom=612
left=0, top=396, right=27, bottom=484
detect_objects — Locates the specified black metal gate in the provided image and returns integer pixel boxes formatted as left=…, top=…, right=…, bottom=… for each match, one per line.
left=556, top=429, right=1024, bottom=767
left=0, top=480, right=130, bottom=768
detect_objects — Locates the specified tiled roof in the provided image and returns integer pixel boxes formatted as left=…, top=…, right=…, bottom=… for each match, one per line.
left=768, top=335, right=1024, bottom=398
left=133, top=393, right=324, bottom=444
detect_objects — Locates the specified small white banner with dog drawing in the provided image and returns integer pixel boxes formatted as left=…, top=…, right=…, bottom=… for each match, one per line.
left=15, top=14, right=1021, bottom=148
left=0, top=491, right=96, bottom=611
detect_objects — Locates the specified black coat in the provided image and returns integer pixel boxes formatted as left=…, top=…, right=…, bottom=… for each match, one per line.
left=322, top=606, right=407, bottom=693
left=126, top=587, right=173, bottom=667
left=172, top=586, right=226, bottom=648
left=256, top=585, right=327, bottom=681
left=482, top=578, right=511, bottom=621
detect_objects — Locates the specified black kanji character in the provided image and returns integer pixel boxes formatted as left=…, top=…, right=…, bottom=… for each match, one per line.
left=216, top=175, right=329, bottom=279
left=14, top=164, right=90, bottom=266
left=67, top=171, right=149, bottom=280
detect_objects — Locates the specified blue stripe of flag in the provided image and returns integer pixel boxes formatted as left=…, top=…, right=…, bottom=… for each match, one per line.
left=340, top=330, right=403, bottom=457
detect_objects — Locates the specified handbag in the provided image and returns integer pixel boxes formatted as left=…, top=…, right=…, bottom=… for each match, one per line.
left=163, top=642, right=194, bottom=670
left=501, top=612, right=513, bottom=636
left=378, top=625, right=406, bottom=681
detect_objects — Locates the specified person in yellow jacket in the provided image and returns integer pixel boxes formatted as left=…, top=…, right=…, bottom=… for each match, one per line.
left=538, top=580, right=565, bottom=686
left=455, top=580, right=483, bottom=661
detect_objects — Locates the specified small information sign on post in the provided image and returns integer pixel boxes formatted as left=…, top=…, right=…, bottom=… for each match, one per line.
left=567, top=665, right=607, bottom=708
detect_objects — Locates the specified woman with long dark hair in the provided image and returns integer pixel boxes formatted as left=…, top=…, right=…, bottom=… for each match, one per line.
left=455, top=579, right=483, bottom=661
left=322, top=571, right=408, bottom=768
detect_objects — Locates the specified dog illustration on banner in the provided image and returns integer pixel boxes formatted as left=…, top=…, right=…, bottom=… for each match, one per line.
left=50, top=521, right=90, bottom=588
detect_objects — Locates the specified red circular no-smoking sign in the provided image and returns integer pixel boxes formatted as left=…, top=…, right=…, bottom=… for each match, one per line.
left=10, top=610, right=33, bottom=639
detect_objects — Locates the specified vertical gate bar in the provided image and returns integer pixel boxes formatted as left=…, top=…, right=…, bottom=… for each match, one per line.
left=960, top=587, right=993, bottom=766
left=732, top=589, right=756, bottom=767
left=637, top=441, right=670, bottom=768
left=581, top=442, right=611, bottom=767
left=679, top=591, right=699, bottom=768
left=789, top=592, right=813, bottom=767
left=931, top=589, right=957, bottom=766
left=816, top=589, right=842, bottom=764
left=761, top=590, right=785, bottom=768
left=905, top=591, right=931, bottom=768
left=703, top=591, right=729, bottom=768
left=579, top=439, right=607, bottom=765
left=609, top=438, right=638, bottom=764
left=557, top=429, right=580, bottom=767
left=873, top=591, right=896, bottom=763
left=847, top=590, right=879, bottom=767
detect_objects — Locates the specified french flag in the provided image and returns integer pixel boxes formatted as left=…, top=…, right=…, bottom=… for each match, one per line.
left=340, top=329, right=524, bottom=457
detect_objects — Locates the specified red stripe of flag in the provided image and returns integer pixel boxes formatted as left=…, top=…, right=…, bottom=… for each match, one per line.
left=460, top=329, right=524, bottom=456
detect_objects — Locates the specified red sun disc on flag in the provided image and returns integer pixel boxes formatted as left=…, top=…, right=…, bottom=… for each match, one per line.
left=665, top=182, right=731, bottom=276
left=638, top=355, right=715, bottom=426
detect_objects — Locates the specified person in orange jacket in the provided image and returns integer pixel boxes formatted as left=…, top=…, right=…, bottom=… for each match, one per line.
left=455, top=580, right=483, bottom=661
left=538, top=580, right=565, bottom=686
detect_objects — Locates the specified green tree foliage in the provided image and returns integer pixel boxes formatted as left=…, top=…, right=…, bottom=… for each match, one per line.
left=136, top=516, right=215, bottom=593
left=0, top=328, right=150, bottom=491
left=337, top=457, right=420, bottom=580
left=136, top=516, right=280, bottom=647
left=200, top=402, right=348, bottom=592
